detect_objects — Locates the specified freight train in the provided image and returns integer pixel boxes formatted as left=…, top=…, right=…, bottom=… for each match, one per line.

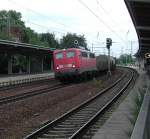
left=53, top=48, right=116, bottom=81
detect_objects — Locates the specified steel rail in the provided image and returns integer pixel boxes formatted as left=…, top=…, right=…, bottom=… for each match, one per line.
left=0, top=83, right=65, bottom=105
left=69, top=70, right=134, bottom=139
left=24, top=69, right=130, bottom=139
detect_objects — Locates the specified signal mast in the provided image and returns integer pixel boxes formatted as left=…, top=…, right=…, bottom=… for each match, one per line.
left=106, top=38, right=112, bottom=77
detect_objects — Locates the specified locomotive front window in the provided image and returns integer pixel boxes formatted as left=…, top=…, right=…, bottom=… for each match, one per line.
left=66, top=51, right=75, bottom=58
left=56, top=52, right=63, bottom=59
left=89, top=53, right=95, bottom=58
left=81, top=52, right=88, bottom=57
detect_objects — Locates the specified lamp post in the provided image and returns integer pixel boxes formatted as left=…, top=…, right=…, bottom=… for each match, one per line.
left=106, top=38, right=112, bottom=77
left=126, top=30, right=130, bottom=65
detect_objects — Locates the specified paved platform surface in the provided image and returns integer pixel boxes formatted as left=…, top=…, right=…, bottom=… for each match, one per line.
left=0, top=72, right=54, bottom=87
left=92, top=68, right=149, bottom=139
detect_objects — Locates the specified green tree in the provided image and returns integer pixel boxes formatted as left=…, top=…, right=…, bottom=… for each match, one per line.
left=118, top=54, right=133, bottom=65
left=40, top=33, right=59, bottom=48
left=60, top=33, right=87, bottom=49
left=0, top=10, right=25, bottom=40
left=0, top=10, right=60, bottom=48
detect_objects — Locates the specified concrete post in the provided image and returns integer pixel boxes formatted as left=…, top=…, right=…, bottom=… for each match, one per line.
left=107, top=48, right=111, bottom=77
left=41, top=57, right=44, bottom=72
left=8, top=54, right=13, bottom=74
left=27, top=56, right=31, bottom=74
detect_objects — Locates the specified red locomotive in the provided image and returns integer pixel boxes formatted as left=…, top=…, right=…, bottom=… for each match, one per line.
left=53, top=48, right=97, bottom=81
left=53, top=48, right=116, bottom=81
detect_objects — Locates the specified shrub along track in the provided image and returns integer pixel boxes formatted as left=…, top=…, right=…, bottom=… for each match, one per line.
left=24, top=68, right=137, bottom=139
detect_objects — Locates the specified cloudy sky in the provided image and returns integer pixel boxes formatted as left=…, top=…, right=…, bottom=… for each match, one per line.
left=0, top=0, right=138, bottom=57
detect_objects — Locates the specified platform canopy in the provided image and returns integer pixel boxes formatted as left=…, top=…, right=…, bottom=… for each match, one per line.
left=0, top=39, right=55, bottom=55
left=125, top=0, right=150, bottom=58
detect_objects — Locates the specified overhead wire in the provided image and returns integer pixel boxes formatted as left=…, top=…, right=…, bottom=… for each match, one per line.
left=7, top=0, right=101, bottom=43
left=77, top=0, right=127, bottom=45
left=7, top=0, right=129, bottom=52
left=27, top=20, right=106, bottom=44
left=96, top=0, right=124, bottom=33
left=25, top=20, right=66, bottom=35
left=7, top=0, right=74, bottom=31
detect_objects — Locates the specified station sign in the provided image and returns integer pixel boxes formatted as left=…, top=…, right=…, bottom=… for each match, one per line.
left=145, top=53, right=150, bottom=59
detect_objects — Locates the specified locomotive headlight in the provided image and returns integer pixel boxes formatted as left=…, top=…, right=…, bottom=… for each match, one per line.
left=56, top=66, right=59, bottom=70
left=72, top=64, right=75, bottom=68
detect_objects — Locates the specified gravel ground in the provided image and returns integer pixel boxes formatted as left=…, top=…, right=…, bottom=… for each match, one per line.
left=0, top=69, right=123, bottom=139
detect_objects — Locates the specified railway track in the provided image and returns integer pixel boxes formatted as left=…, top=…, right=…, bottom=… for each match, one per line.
left=0, top=83, right=66, bottom=105
left=80, top=69, right=138, bottom=139
left=24, top=68, right=135, bottom=139
left=0, top=79, right=55, bottom=91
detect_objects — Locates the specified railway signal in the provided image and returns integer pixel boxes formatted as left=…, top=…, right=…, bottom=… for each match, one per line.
left=106, top=38, right=112, bottom=49
left=106, top=38, right=112, bottom=77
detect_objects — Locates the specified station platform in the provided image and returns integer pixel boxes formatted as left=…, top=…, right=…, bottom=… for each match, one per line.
left=92, top=68, right=150, bottom=139
left=0, top=72, right=54, bottom=87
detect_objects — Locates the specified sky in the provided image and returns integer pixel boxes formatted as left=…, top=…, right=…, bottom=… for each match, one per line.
left=0, top=0, right=139, bottom=57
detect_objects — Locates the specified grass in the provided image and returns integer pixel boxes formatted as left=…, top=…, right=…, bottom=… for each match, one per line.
left=126, top=85, right=146, bottom=137
left=92, top=78, right=103, bottom=88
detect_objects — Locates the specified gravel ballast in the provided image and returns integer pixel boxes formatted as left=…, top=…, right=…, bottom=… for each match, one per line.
left=0, top=69, right=122, bottom=139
